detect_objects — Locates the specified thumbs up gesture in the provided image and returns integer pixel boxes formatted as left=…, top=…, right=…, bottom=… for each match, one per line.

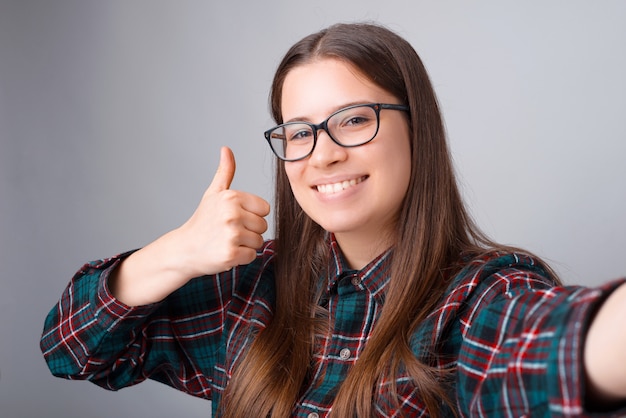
left=178, top=146, right=271, bottom=276
left=108, top=147, right=270, bottom=306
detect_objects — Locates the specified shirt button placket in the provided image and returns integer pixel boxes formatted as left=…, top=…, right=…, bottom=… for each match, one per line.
left=350, top=275, right=361, bottom=287
left=339, top=348, right=351, bottom=360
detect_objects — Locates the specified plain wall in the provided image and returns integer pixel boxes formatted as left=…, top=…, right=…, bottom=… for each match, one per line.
left=1, top=1, right=625, bottom=417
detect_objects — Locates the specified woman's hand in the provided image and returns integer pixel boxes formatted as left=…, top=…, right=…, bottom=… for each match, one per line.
left=108, top=146, right=270, bottom=306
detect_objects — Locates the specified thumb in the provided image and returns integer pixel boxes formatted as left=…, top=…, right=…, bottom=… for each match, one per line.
left=208, top=146, right=236, bottom=192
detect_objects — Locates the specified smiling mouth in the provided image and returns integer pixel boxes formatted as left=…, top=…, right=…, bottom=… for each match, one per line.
left=315, top=176, right=368, bottom=195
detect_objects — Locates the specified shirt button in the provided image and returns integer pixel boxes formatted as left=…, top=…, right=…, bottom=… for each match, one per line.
left=339, top=348, right=351, bottom=360
left=307, top=413, right=319, bottom=418
left=350, top=276, right=361, bottom=286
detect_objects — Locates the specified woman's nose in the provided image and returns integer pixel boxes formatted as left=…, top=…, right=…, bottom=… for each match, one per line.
left=308, top=130, right=348, bottom=167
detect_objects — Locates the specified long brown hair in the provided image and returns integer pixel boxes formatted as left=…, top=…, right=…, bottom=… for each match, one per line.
left=221, top=22, right=549, bottom=417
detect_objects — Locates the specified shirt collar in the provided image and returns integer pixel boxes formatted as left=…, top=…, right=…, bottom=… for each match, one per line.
left=326, top=233, right=393, bottom=304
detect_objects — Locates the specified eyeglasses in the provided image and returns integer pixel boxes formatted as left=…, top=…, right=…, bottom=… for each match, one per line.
left=264, top=103, right=409, bottom=162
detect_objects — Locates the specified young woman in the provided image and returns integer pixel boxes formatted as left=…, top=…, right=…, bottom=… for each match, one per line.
left=41, top=23, right=626, bottom=417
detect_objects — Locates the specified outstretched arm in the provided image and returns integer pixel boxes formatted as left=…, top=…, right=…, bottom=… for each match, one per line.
left=454, top=255, right=626, bottom=417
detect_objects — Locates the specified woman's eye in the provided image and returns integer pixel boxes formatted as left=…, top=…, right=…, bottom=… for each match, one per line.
left=288, top=129, right=312, bottom=141
left=345, top=116, right=368, bottom=126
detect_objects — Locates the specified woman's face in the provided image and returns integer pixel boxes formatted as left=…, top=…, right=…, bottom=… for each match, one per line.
left=281, top=58, right=412, bottom=263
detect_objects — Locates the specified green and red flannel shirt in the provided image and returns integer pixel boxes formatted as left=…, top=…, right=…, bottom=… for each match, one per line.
left=41, top=236, right=625, bottom=417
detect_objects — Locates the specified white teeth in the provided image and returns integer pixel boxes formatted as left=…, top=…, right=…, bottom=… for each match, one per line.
left=316, top=177, right=363, bottom=194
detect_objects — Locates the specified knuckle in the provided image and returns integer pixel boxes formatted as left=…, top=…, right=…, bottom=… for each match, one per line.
left=222, top=246, right=240, bottom=265
left=228, top=227, right=245, bottom=242
left=221, top=208, right=243, bottom=226
left=242, top=248, right=257, bottom=264
left=220, top=189, right=238, bottom=202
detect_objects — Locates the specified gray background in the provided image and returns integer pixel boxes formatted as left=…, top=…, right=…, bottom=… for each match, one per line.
left=1, top=1, right=625, bottom=417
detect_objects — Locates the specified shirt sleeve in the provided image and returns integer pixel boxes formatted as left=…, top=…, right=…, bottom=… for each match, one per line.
left=455, top=258, right=626, bottom=417
left=39, top=251, right=234, bottom=400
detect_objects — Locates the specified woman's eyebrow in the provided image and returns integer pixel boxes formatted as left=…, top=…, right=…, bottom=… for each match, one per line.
left=283, top=100, right=374, bottom=124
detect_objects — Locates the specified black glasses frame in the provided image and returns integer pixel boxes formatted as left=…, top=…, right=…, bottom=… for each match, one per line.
left=264, top=103, right=409, bottom=162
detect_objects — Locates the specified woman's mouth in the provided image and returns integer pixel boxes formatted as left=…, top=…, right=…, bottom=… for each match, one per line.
left=315, top=176, right=367, bottom=195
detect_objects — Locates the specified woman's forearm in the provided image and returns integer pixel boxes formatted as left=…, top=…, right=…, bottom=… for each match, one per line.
left=584, top=282, right=626, bottom=404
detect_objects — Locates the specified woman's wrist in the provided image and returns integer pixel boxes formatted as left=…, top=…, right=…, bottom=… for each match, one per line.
left=107, top=230, right=195, bottom=306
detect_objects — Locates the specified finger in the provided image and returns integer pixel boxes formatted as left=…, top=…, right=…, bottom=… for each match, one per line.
left=235, top=230, right=266, bottom=251
left=231, top=246, right=260, bottom=267
left=239, top=193, right=271, bottom=217
left=208, top=146, right=236, bottom=193
left=240, top=211, right=269, bottom=235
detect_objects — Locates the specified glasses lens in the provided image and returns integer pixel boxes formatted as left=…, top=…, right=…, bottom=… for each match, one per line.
left=268, top=123, right=314, bottom=161
left=328, top=105, right=378, bottom=146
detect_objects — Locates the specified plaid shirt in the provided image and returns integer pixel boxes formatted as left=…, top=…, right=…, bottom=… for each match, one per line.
left=41, top=237, right=625, bottom=417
